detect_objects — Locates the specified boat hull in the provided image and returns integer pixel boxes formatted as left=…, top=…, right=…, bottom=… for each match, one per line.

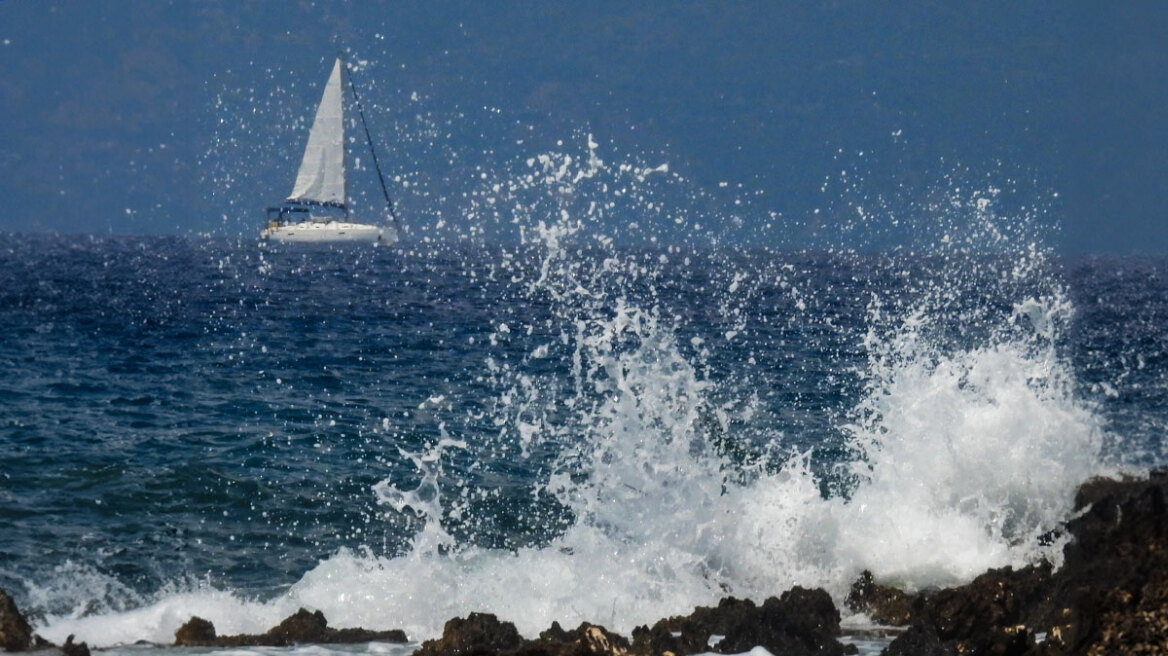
left=261, top=221, right=395, bottom=244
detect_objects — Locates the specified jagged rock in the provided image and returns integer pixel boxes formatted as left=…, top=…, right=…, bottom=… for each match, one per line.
left=538, top=621, right=574, bottom=644
left=0, top=588, right=34, bottom=652
left=882, top=624, right=955, bottom=656
left=576, top=625, right=629, bottom=656
left=415, top=612, right=524, bottom=656
left=868, top=470, right=1168, bottom=656
left=267, top=609, right=333, bottom=644
left=631, top=588, right=846, bottom=656
left=414, top=616, right=631, bottom=656
left=535, top=623, right=630, bottom=656
left=0, top=589, right=92, bottom=655
left=172, top=609, right=407, bottom=647
left=60, top=635, right=90, bottom=656
left=1084, top=579, right=1168, bottom=655
left=845, top=571, right=920, bottom=626
left=174, top=616, right=217, bottom=646
left=922, top=565, right=1047, bottom=654
left=1040, top=469, right=1168, bottom=654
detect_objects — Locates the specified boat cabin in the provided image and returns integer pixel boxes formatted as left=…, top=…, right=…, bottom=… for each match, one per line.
left=265, top=203, right=344, bottom=228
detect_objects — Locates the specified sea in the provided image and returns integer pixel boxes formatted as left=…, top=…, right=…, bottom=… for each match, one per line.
left=2, top=144, right=1166, bottom=656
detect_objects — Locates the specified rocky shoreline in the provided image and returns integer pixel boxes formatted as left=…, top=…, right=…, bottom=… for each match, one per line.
left=2, top=471, right=1165, bottom=656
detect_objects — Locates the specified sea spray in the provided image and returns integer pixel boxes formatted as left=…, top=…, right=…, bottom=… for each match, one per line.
left=26, top=139, right=1117, bottom=648
left=827, top=186, right=1105, bottom=589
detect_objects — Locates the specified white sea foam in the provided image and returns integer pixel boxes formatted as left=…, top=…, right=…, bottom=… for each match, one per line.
left=34, top=139, right=1109, bottom=649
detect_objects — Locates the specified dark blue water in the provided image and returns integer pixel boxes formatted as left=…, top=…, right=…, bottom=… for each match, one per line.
left=0, top=233, right=1165, bottom=645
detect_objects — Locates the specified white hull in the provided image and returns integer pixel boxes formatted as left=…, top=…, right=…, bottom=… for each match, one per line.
left=261, top=221, right=396, bottom=244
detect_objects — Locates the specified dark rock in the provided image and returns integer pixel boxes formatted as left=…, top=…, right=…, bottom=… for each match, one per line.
left=329, top=625, right=409, bottom=645
left=923, top=565, right=1047, bottom=648
left=415, top=612, right=525, bottom=656
left=414, top=617, right=630, bottom=656
left=573, top=624, right=629, bottom=656
left=267, top=609, right=332, bottom=644
left=60, top=635, right=90, bottom=656
left=1083, top=578, right=1168, bottom=655
left=868, top=548, right=1062, bottom=654
left=0, top=587, right=34, bottom=652
left=865, top=470, right=1168, bottom=656
left=534, top=622, right=631, bottom=656
left=1040, top=469, right=1168, bottom=654
left=882, top=624, right=955, bottom=656
left=631, top=597, right=753, bottom=656
left=632, top=588, right=846, bottom=656
left=172, top=609, right=407, bottom=648
left=746, top=587, right=844, bottom=656
left=538, top=621, right=574, bottom=644
left=845, top=571, right=920, bottom=626
left=174, top=616, right=217, bottom=646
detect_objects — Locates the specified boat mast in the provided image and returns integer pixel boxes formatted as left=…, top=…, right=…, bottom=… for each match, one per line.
left=340, top=58, right=349, bottom=219
left=342, top=54, right=399, bottom=225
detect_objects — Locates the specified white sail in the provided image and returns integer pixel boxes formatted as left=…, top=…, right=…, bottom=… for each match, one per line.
left=287, top=58, right=346, bottom=206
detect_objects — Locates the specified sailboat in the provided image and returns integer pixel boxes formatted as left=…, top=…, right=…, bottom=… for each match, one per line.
left=262, top=55, right=399, bottom=243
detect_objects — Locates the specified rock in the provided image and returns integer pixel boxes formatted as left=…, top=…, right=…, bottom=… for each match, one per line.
left=415, top=612, right=524, bottom=656
left=741, top=587, right=844, bottom=656
left=577, top=625, right=629, bottom=656
left=60, top=635, right=90, bottom=656
left=0, top=588, right=34, bottom=652
left=881, top=624, right=955, bottom=656
left=1085, top=578, right=1168, bottom=655
left=538, top=621, right=574, bottom=644
left=1041, top=469, right=1168, bottom=654
left=865, top=470, right=1168, bottom=656
left=174, top=616, right=217, bottom=646
left=413, top=616, right=633, bottom=656
left=845, top=570, right=921, bottom=626
left=922, top=565, right=1047, bottom=652
left=267, top=609, right=332, bottom=644
left=0, top=589, right=93, bottom=656
left=536, top=623, right=630, bottom=656
left=172, top=609, right=407, bottom=648
left=631, top=588, right=846, bottom=656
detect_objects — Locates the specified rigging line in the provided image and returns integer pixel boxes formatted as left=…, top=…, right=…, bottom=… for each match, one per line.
left=343, top=56, right=399, bottom=224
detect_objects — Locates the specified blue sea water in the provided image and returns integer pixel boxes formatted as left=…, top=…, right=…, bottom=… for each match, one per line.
left=2, top=153, right=1168, bottom=652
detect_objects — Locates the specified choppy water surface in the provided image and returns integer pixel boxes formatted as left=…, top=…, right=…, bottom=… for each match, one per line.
left=1, top=144, right=1166, bottom=651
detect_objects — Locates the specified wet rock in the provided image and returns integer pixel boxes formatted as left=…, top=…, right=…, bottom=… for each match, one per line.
left=1039, top=469, right=1168, bottom=654
left=415, top=612, right=524, bottom=656
left=631, top=588, right=846, bottom=656
left=266, top=609, right=334, bottom=644
left=415, top=616, right=632, bottom=656
left=867, top=470, right=1168, bottom=655
left=60, top=635, right=90, bottom=656
left=173, top=616, right=217, bottom=646
left=845, top=570, right=920, bottom=626
left=280, top=609, right=407, bottom=645
left=538, top=621, right=574, bottom=644
left=0, top=588, right=90, bottom=655
left=532, top=622, right=631, bottom=656
left=922, top=565, right=1048, bottom=654
left=0, top=588, right=34, bottom=653
left=575, top=625, right=630, bottom=656
left=173, top=609, right=407, bottom=647
left=1084, top=579, right=1168, bottom=655
left=881, top=624, right=954, bottom=656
